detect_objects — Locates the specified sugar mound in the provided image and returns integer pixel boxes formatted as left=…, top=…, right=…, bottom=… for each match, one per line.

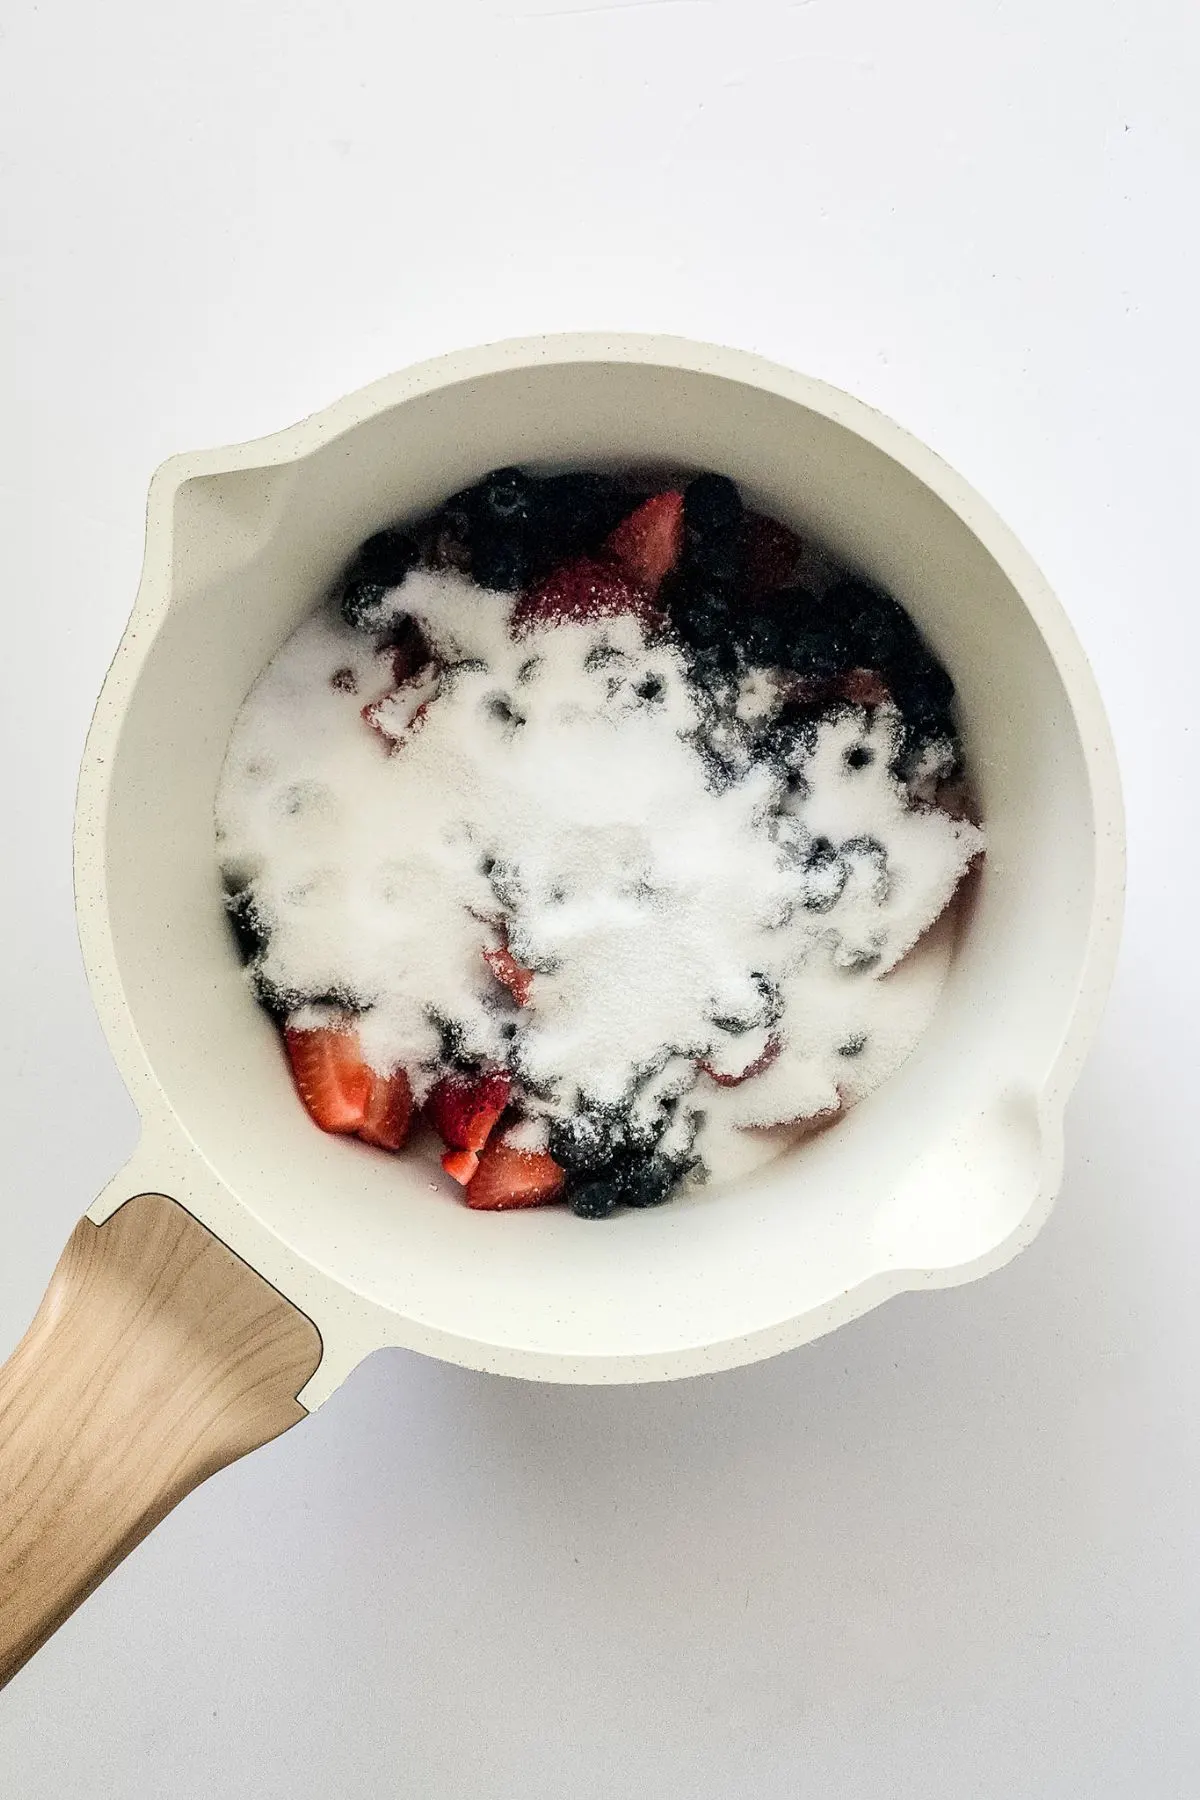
left=215, top=570, right=983, bottom=1188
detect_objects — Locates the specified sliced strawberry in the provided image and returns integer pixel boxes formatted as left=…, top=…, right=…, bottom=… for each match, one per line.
left=465, top=1144, right=566, bottom=1210
left=483, top=942, right=533, bottom=1006
left=743, top=512, right=803, bottom=594
left=604, top=491, right=684, bottom=594
left=362, top=662, right=440, bottom=750
left=511, top=557, right=660, bottom=633
left=284, top=1027, right=372, bottom=1135
left=359, top=1066, right=414, bottom=1151
left=698, top=1034, right=783, bottom=1089
left=441, top=1148, right=480, bottom=1186
left=425, top=1070, right=512, bottom=1152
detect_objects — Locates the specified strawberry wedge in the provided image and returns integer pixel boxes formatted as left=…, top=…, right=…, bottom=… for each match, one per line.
left=284, top=1025, right=412, bottom=1151
left=466, top=1144, right=566, bottom=1210
left=425, top=1070, right=512, bottom=1153
left=483, top=942, right=534, bottom=1006
left=604, top=491, right=684, bottom=594
left=511, top=557, right=660, bottom=633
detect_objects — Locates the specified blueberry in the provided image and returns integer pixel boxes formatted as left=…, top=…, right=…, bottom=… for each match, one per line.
left=567, top=1176, right=623, bottom=1219
left=890, top=656, right=957, bottom=752
left=845, top=744, right=873, bottom=770
left=351, top=527, right=420, bottom=588
left=530, top=473, right=630, bottom=567
left=684, top=473, right=744, bottom=538
left=619, top=1157, right=679, bottom=1209
left=480, top=466, right=533, bottom=524
left=225, top=890, right=268, bottom=964
left=676, top=585, right=732, bottom=651
left=780, top=628, right=852, bottom=681
left=549, top=1112, right=626, bottom=1175
left=341, top=579, right=388, bottom=630
left=683, top=477, right=744, bottom=584
left=471, top=531, right=530, bottom=593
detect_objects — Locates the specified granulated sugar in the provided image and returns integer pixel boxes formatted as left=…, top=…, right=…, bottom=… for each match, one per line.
left=216, top=568, right=983, bottom=1189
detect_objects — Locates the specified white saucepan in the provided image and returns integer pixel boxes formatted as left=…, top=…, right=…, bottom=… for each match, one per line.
left=0, top=335, right=1123, bottom=1685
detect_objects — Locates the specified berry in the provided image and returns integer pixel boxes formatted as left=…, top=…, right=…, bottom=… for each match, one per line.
left=683, top=473, right=745, bottom=583
left=743, top=512, right=803, bottom=594
left=442, top=1148, right=481, bottom=1185
left=483, top=942, right=534, bottom=1006
left=619, top=1158, right=680, bottom=1209
left=340, top=529, right=419, bottom=629
left=675, top=584, right=732, bottom=652
left=471, top=531, right=531, bottom=594
left=466, top=1144, right=566, bottom=1210
left=528, top=473, right=632, bottom=570
left=698, top=1033, right=782, bottom=1088
left=225, top=889, right=268, bottom=964
left=283, top=1026, right=414, bottom=1150
left=361, top=662, right=441, bottom=751
left=822, top=581, right=912, bottom=667
left=548, top=1111, right=627, bottom=1175
left=341, top=581, right=388, bottom=630
left=283, top=1027, right=372, bottom=1136
left=358, top=1066, right=414, bottom=1152
left=839, top=669, right=891, bottom=707
left=511, top=557, right=660, bottom=632
left=425, top=1070, right=512, bottom=1152
left=685, top=472, right=743, bottom=536
left=566, top=1175, right=622, bottom=1219
left=604, top=491, right=685, bottom=594
left=740, top=604, right=786, bottom=668
left=387, top=615, right=434, bottom=685
left=479, top=466, right=534, bottom=525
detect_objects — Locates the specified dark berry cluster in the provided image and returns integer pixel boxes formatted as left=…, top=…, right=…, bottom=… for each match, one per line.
left=662, top=475, right=958, bottom=762
left=429, top=468, right=633, bottom=594
left=548, top=1108, right=691, bottom=1218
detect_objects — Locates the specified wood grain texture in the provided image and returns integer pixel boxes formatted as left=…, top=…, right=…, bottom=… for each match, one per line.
left=0, top=1193, right=323, bottom=1689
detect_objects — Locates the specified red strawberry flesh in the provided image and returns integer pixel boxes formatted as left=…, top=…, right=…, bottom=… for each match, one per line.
left=511, top=557, right=660, bottom=634
left=425, top=1071, right=512, bottom=1152
left=483, top=943, right=533, bottom=1006
left=465, top=1144, right=566, bottom=1210
left=284, top=1027, right=372, bottom=1135
left=442, top=1148, right=481, bottom=1185
left=358, top=1066, right=414, bottom=1151
left=698, top=1034, right=783, bottom=1089
left=604, top=491, right=684, bottom=594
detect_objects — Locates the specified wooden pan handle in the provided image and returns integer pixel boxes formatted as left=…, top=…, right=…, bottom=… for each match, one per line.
left=0, top=1193, right=323, bottom=1689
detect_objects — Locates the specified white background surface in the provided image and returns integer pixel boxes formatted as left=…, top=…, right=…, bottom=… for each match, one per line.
left=0, top=0, right=1196, bottom=1793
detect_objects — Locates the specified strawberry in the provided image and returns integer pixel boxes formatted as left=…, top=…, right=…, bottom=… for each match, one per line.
left=698, top=1034, right=783, bottom=1089
left=743, top=512, right=803, bottom=594
left=441, top=1148, right=480, bottom=1185
left=359, top=1066, right=414, bottom=1151
left=604, top=491, right=684, bottom=594
left=425, top=1070, right=512, bottom=1152
left=361, top=662, right=440, bottom=750
left=465, top=1144, right=566, bottom=1210
left=511, top=557, right=660, bottom=634
left=483, top=942, right=533, bottom=1006
left=284, top=1027, right=372, bottom=1135
left=284, top=1025, right=413, bottom=1150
